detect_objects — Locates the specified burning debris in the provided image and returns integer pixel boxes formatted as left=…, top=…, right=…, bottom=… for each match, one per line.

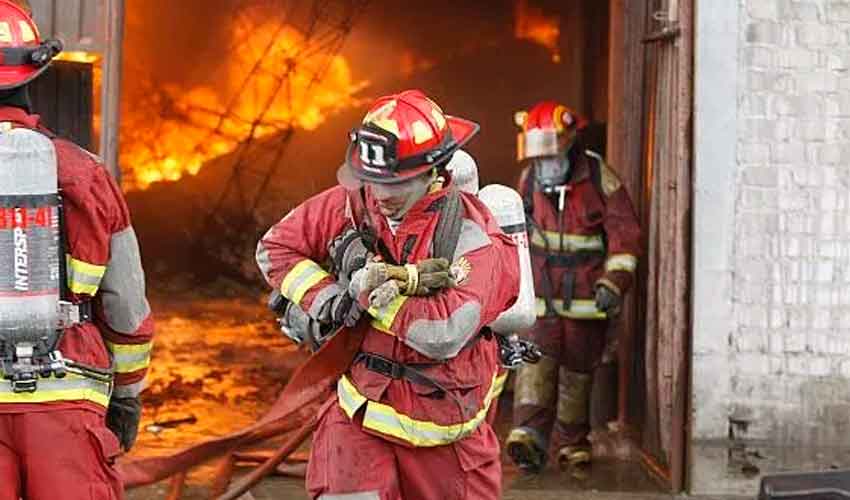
left=120, top=1, right=367, bottom=190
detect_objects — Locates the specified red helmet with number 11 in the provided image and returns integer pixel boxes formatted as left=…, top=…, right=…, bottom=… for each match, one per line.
left=0, top=0, right=62, bottom=91
left=338, top=89, right=480, bottom=188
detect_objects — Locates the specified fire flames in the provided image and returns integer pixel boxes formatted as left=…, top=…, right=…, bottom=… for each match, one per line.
left=120, top=8, right=365, bottom=190
left=514, top=0, right=561, bottom=63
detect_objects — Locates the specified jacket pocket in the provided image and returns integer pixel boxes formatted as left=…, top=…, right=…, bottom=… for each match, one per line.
left=86, top=423, right=122, bottom=466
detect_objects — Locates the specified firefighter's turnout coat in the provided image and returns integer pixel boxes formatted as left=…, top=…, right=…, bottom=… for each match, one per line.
left=519, top=149, right=641, bottom=321
left=257, top=182, right=520, bottom=448
left=0, top=107, right=154, bottom=413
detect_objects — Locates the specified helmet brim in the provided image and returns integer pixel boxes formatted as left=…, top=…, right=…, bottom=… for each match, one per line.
left=0, top=63, right=48, bottom=91
left=337, top=114, right=480, bottom=190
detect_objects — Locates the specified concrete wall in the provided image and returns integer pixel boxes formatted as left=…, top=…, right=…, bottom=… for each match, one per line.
left=692, top=0, right=850, bottom=495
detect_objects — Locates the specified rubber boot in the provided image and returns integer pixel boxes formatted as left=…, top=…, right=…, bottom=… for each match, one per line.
left=507, top=355, right=557, bottom=473
left=554, top=368, right=593, bottom=468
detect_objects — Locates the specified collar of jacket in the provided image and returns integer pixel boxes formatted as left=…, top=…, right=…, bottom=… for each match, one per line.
left=365, top=179, right=454, bottom=259
left=0, top=105, right=40, bottom=128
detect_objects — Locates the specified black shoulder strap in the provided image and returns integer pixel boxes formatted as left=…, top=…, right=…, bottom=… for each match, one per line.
left=432, top=187, right=464, bottom=262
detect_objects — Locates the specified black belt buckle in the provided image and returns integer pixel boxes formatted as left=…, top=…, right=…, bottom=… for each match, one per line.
left=365, top=354, right=402, bottom=379
left=10, top=373, right=37, bottom=393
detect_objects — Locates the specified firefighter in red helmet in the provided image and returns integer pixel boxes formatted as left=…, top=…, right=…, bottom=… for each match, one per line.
left=0, top=2, right=153, bottom=499
left=257, top=90, right=519, bottom=499
left=505, top=101, right=641, bottom=472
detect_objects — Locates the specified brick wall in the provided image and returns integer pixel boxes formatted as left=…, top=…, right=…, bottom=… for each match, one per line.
left=732, top=0, right=850, bottom=443
left=692, top=0, right=850, bottom=494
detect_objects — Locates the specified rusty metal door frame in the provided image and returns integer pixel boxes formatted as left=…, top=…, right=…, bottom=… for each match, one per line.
left=607, top=0, right=694, bottom=493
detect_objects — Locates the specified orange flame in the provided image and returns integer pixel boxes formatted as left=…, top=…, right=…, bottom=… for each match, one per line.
left=120, top=10, right=366, bottom=190
left=514, top=0, right=561, bottom=63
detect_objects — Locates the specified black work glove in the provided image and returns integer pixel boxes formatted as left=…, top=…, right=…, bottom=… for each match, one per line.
left=320, top=287, right=364, bottom=329
left=328, top=229, right=373, bottom=286
left=594, top=283, right=622, bottom=318
left=106, top=396, right=142, bottom=452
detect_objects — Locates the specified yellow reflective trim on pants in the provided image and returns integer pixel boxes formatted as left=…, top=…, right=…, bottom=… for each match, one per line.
left=605, top=254, right=637, bottom=272
left=529, top=230, right=605, bottom=253
left=535, top=298, right=607, bottom=320
left=280, top=259, right=330, bottom=306
left=106, top=341, right=153, bottom=374
left=0, top=374, right=111, bottom=407
left=337, top=371, right=508, bottom=447
left=338, top=373, right=368, bottom=417
left=66, top=254, right=106, bottom=295
left=368, top=295, right=408, bottom=335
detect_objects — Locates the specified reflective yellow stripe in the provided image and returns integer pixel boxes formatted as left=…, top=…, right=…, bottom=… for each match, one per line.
left=368, top=295, right=408, bottom=335
left=535, top=298, right=607, bottom=320
left=106, top=341, right=153, bottom=374
left=0, top=374, right=111, bottom=407
left=280, top=259, right=330, bottom=306
left=338, top=371, right=508, bottom=447
left=66, top=254, right=106, bottom=295
left=529, top=229, right=605, bottom=253
left=606, top=254, right=637, bottom=272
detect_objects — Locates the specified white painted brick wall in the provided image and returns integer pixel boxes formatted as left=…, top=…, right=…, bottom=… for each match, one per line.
left=731, top=0, right=850, bottom=445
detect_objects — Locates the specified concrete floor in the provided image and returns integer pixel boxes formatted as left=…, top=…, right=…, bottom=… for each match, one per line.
left=128, top=466, right=755, bottom=500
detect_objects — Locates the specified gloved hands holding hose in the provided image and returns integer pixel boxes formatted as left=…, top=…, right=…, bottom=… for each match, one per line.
left=351, top=258, right=456, bottom=308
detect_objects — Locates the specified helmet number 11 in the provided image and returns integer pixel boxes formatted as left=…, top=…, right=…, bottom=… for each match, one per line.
left=359, top=142, right=387, bottom=167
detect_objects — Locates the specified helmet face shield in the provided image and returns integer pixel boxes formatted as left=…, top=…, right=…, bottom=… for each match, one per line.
left=515, top=101, right=586, bottom=163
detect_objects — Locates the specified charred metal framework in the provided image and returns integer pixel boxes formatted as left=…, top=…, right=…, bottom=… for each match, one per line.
left=193, top=0, right=369, bottom=278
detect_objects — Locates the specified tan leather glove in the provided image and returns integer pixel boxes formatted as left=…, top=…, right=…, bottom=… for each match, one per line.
left=385, top=258, right=453, bottom=296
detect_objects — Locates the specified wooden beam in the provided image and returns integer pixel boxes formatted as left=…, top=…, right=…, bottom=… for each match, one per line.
left=100, top=0, right=124, bottom=182
left=670, top=0, right=694, bottom=491
left=606, top=0, right=647, bottom=433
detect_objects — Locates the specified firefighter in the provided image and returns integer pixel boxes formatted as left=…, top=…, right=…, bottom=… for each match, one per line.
left=257, top=90, right=520, bottom=500
left=0, top=2, right=153, bottom=498
left=504, top=101, right=640, bottom=472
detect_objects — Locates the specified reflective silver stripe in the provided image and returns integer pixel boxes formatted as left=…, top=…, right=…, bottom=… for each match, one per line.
left=452, top=219, right=491, bottom=261
left=404, top=301, right=481, bottom=360
left=112, top=350, right=151, bottom=373
left=307, top=282, right=344, bottom=319
left=281, top=260, right=330, bottom=305
left=112, top=379, right=146, bottom=398
left=66, top=255, right=106, bottom=295
left=100, top=227, right=151, bottom=333
left=606, top=254, right=637, bottom=272
left=319, top=492, right=380, bottom=500
left=337, top=374, right=367, bottom=417
left=255, top=235, right=273, bottom=283
left=68, top=269, right=101, bottom=287
left=535, top=298, right=607, bottom=320
left=337, top=371, right=507, bottom=447
left=0, top=374, right=111, bottom=407
left=529, top=229, right=606, bottom=253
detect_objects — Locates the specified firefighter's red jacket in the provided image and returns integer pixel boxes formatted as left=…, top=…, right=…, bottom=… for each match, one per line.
left=0, top=107, right=154, bottom=414
left=258, top=182, right=519, bottom=448
left=519, top=150, right=641, bottom=320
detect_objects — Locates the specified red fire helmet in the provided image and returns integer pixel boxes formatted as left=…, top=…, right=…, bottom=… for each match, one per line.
left=0, top=0, right=62, bottom=91
left=337, top=89, right=480, bottom=188
left=514, top=101, right=588, bottom=163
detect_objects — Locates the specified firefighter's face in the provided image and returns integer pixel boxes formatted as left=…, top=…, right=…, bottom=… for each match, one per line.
left=533, top=156, right=569, bottom=187
left=367, top=173, right=432, bottom=220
